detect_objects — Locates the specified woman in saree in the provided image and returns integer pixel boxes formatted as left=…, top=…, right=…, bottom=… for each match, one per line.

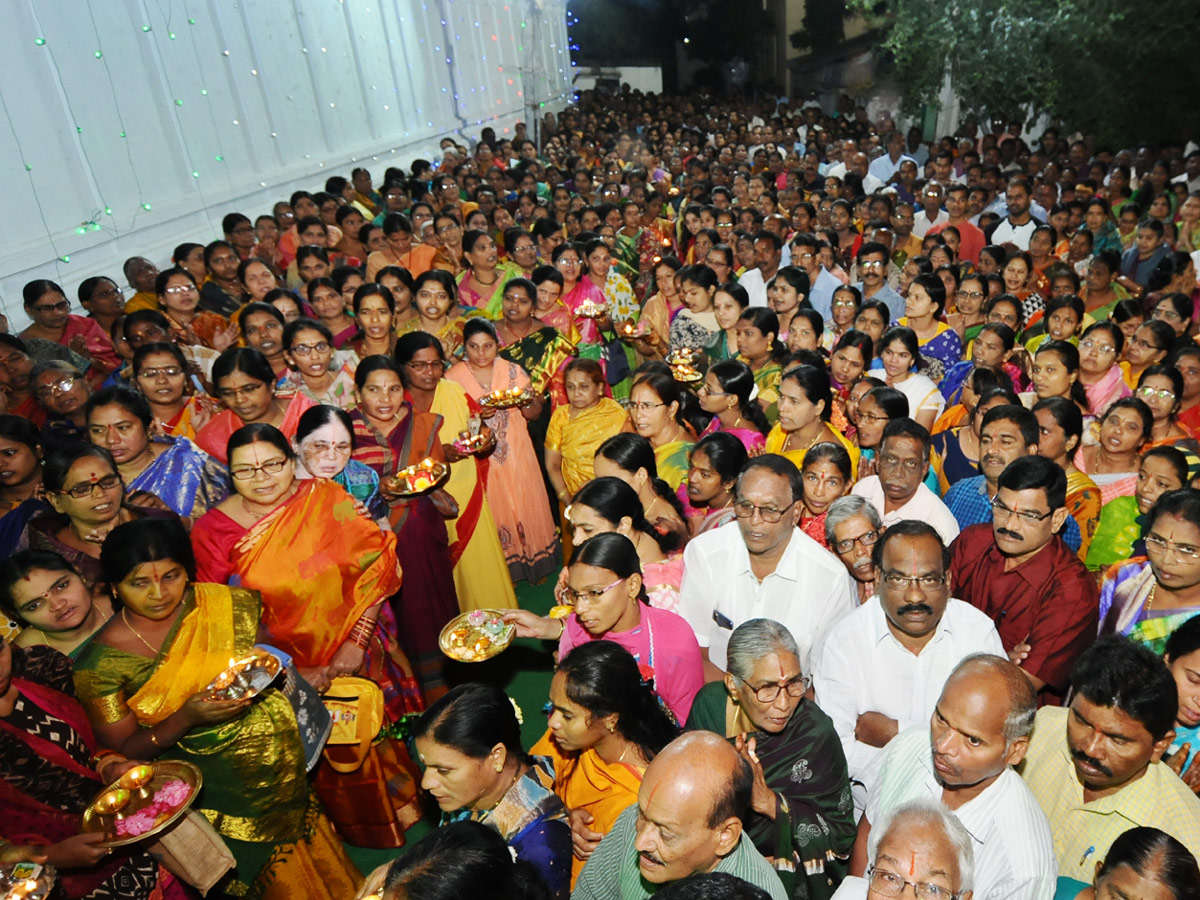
left=1136, top=365, right=1198, bottom=451
left=240, top=301, right=291, bottom=380
left=195, top=347, right=316, bottom=464
left=613, top=200, right=649, bottom=292
left=626, top=371, right=695, bottom=491
left=85, top=385, right=229, bottom=520
left=553, top=242, right=608, bottom=345
left=237, top=258, right=281, bottom=307
left=1087, top=446, right=1187, bottom=572
left=531, top=265, right=575, bottom=335
left=396, top=330, right=517, bottom=611
left=565, top=477, right=684, bottom=614
left=1033, top=397, right=1102, bottom=561
left=189, top=423, right=423, bottom=847
left=765, top=365, right=859, bottom=474
left=534, top=640, right=680, bottom=888
left=798, top=442, right=852, bottom=549
left=1077, top=322, right=1132, bottom=416
left=348, top=358, right=458, bottom=693
left=0, top=550, right=113, bottom=659
left=1123, top=320, right=1175, bottom=390
left=594, top=432, right=690, bottom=543
left=73, top=518, right=361, bottom=898
left=307, top=276, right=359, bottom=350
left=828, top=330, right=874, bottom=434
left=456, top=230, right=506, bottom=315
left=446, top=319, right=559, bottom=583
left=507, top=533, right=702, bottom=727
left=681, top=432, right=745, bottom=536
left=278, top=318, right=358, bottom=410
left=412, top=684, right=571, bottom=900
left=685, top=618, right=854, bottom=900
left=395, top=269, right=475, bottom=359
left=946, top=273, right=989, bottom=344
left=132, top=342, right=217, bottom=440
left=347, top=282, right=399, bottom=362
left=24, top=445, right=180, bottom=588
left=20, top=279, right=120, bottom=376
left=1075, top=397, right=1153, bottom=504
left=0, top=635, right=188, bottom=900
left=0, top=415, right=50, bottom=572
left=736, top=307, right=785, bottom=423
left=709, top=280, right=749, bottom=363
left=667, top=264, right=722, bottom=356
left=495, top=277, right=578, bottom=410
left=697, top=359, right=769, bottom=452
left=294, top=404, right=385, bottom=520
left=154, top=268, right=237, bottom=353
left=1099, top=489, right=1200, bottom=654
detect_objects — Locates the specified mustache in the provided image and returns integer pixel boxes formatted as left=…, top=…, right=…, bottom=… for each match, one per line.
left=982, top=454, right=1005, bottom=467
left=1071, top=749, right=1112, bottom=777
left=639, top=852, right=663, bottom=867
left=896, top=603, right=934, bottom=616
left=996, top=527, right=1023, bottom=541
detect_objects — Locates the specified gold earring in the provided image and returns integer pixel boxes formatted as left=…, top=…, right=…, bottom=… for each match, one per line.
left=494, top=762, right=503, bottom=772
left=607, top=722, right=615, bottom=733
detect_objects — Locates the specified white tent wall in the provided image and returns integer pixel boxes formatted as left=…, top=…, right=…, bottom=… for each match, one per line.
left=0, top=0, right=571, bottom=328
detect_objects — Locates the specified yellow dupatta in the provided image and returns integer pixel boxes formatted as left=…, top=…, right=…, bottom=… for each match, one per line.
left=127, top=583, right=237, bottom=725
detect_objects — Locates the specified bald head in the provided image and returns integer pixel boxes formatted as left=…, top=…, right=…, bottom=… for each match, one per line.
left=644, top=732, right=751, bottom=828
left=947, top=654, right=1037, bottom=743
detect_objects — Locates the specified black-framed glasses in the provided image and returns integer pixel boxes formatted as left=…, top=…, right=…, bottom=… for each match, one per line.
left=32, top=300, right=70, bottom=313
left=57, top=473, right=122, bottom=499
left=990, top=495, right=1053, bottom=523
left=737, top=673, right=811, bottom=703
left=230, top=459, right=289, bottom=481
left=881, top=572, right=947, bottom=590
left=732, top=498, right=796, bottom=523
left=833, top=530, right=879, bottom=554
left=867, top=866, right=960, bottom=900
left=137, top=366, right=184, bottom=380
left=290, top=342, right=331, bottom=356
left=405, top=359, right=446, bottom=372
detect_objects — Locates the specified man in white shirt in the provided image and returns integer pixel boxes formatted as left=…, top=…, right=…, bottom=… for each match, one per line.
left=851, top=420, right=960, bottom=545
left=678, top=456, right=856, bottom=677
left=912, top=182, right=949, bottom=238
left=868, top=131, right=915, bottom=185
left=847, top=152, right=885, bottom=195
left=737, top=231, right=783, bottom=308
left=814, top=522, right=1006, bottom=810
left=983, top=176, right=1043, bottom=250
left=848, top=655, right=1057, bottom=900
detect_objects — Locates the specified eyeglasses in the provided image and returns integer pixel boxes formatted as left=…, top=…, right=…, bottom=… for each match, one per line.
left=833, top=299, right=858, bottom=308
left=218, top=382, right=269, bottom=400
left=300, top=440, right=352, bottom=457
left=137, top=366, right=183, bottom=379
left=737, top=673, right=811, bottom=703
left=230, top=459, right=289, bottom=481
left=560, top=578, right=626, bottom=606
left=1079, top=338, right=1115, bottom=354
left=35, top=377, right=80, bottom=399
left=1129, top=335, right=1162, bottom=351
left=31, top=300, right=71, bottom=313
left=56, top=473, right=122, bottom=499
left=878, top=453, right=923, bottom=473
left=628, top=400, right=665, bottom=412
left=697, top=385, right=732, bottom=398
left=1153, top=308, right=1182, bottom=321
left=163, top=285, right=197, bottom=295
left=1145, top=533, right=1200, bottom=561
left=990, top=495, right=1054, bottom=523
left=833, top=529, right=879, bottom=554
left=732, top=498, right=796, bottom=523
left=290, top=342, right=331, bottom=356
left=882, top=572, right=947, bottom=590
left=956, top=290, right=985, bottom=300
left=436, top=222, right=461, bottom=234
left=867, top=866, right=960, bottom=900
left=405, top=359, right=446, bottom=372
left=860, top=260, right=885, bottom=270
left=1136, top=386, right=1176, bottom=401
left=92, top=286, right=123, bottom=301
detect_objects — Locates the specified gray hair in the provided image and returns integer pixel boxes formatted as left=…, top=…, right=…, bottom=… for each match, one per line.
left=726, top=619, right=800, bottom=682
left=824, top=495, right=883, bottom=547
left=868, top=799, right=974, bottom=895
left=30, top=359, right=85, bottom=382
left=950, top=653, right=1037, bottom=744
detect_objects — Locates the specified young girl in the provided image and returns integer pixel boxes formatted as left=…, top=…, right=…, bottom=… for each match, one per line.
left=709, top=281, right=749, bottom=362
left=667, top=264, right=720, bottom=355
left=681, top=432, right=747, bottom=536
left=545, top=359, right=627, bottom=508
left=798, top=442, right=852, bottom=548
left=768, top=266, right=810, bottom=343
left=735, top=307, right=785, bottom=423
left=697, top=359, right=770, bottom=451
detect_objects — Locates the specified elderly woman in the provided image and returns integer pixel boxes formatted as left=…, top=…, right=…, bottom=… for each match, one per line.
left=85, top=385, right=229, bottom=519
left=686, top=618, right=855, bottom=900
left=412, top=683, right=571, bottom=900
left=32, top=360, right=91, bottom=447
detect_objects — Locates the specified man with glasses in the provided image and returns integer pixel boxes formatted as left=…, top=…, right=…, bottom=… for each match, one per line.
left=943, top=406, right=1082, bottom=551
left=851, top=419, right=960, bottom=545
left=949, top=455, right=1098, bottom=704
left=851, top=241, right=905, bottom=321
left=834, top=799, right=973, bottom=900
left=848, top=655, right=1055, bottom=900
left=678, top=455, right=856, bottom=678
left=814, top=522, right=1005, bottom=812
left=824, top=496, right=884, bottom=602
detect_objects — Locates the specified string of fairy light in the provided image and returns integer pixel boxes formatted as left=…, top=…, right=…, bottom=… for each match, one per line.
left=11, top=0, right=574, bottom=295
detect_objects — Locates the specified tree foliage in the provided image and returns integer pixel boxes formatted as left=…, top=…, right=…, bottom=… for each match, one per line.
left=847, top=0, right=1200, bottom=144
left=790, top=0, right=847, bottom=53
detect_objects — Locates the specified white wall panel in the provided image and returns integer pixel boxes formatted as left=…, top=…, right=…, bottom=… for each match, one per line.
left=0, top=0, right=571, bottom=327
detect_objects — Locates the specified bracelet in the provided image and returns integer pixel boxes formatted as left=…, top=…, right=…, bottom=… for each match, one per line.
left=555, top=617, right=566, bottom=640
left=147, top=728, right=160, bottom=748
left=89, top=748, right=121, bottom=769
left=349, top=619, right=375, bottom=649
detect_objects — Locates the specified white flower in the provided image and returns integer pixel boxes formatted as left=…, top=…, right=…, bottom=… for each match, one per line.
left=509, top=696, right=524, bottom=725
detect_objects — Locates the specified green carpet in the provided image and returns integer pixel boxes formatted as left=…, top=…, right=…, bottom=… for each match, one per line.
left=344, top=576, right=562, bottom=875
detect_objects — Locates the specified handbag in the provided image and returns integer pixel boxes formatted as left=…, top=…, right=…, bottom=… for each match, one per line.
left=145, top=810, right=236, bottom=896
left=321, top=676, right=384, bottom=774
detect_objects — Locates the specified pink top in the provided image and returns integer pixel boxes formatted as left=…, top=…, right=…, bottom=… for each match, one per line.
left=559, top=602, right=704, bottom=723
left=62, top=315, right=121, bottom=373
left=699, top=417, right=766, bottom=453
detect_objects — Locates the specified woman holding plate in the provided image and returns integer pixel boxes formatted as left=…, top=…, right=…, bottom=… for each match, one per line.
left=73, top=518, right=361, bottom=898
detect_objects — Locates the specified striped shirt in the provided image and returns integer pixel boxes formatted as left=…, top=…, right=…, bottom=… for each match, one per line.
left=1020, top=706, right=1200, bottom=882
left=866, top=726, right=1057, bottom=900
left=572, top=805, right=788, bottom=900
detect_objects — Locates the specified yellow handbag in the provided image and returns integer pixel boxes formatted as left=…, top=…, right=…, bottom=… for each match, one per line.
left=321, top=676, right=384, bottom=774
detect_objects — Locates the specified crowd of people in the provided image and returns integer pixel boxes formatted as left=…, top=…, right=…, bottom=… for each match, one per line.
left=3, top=86, right=1200, bottom=900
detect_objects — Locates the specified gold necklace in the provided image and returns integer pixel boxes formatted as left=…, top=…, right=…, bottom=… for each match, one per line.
left=122, top=608, right=159, bottom=655
left=38, top=604, right=111, bottom=649
left=784, top=425, right=823, bottom=453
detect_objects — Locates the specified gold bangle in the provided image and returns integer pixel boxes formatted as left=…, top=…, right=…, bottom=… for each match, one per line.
left=555, top=617, right=566, bottom=640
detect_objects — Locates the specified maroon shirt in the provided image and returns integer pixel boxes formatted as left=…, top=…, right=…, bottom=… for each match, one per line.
left=950, top=523, right=1098, bottom=700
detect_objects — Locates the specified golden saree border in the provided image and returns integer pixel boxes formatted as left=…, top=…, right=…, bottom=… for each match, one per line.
left=81, top=690, right=129, bottom=726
